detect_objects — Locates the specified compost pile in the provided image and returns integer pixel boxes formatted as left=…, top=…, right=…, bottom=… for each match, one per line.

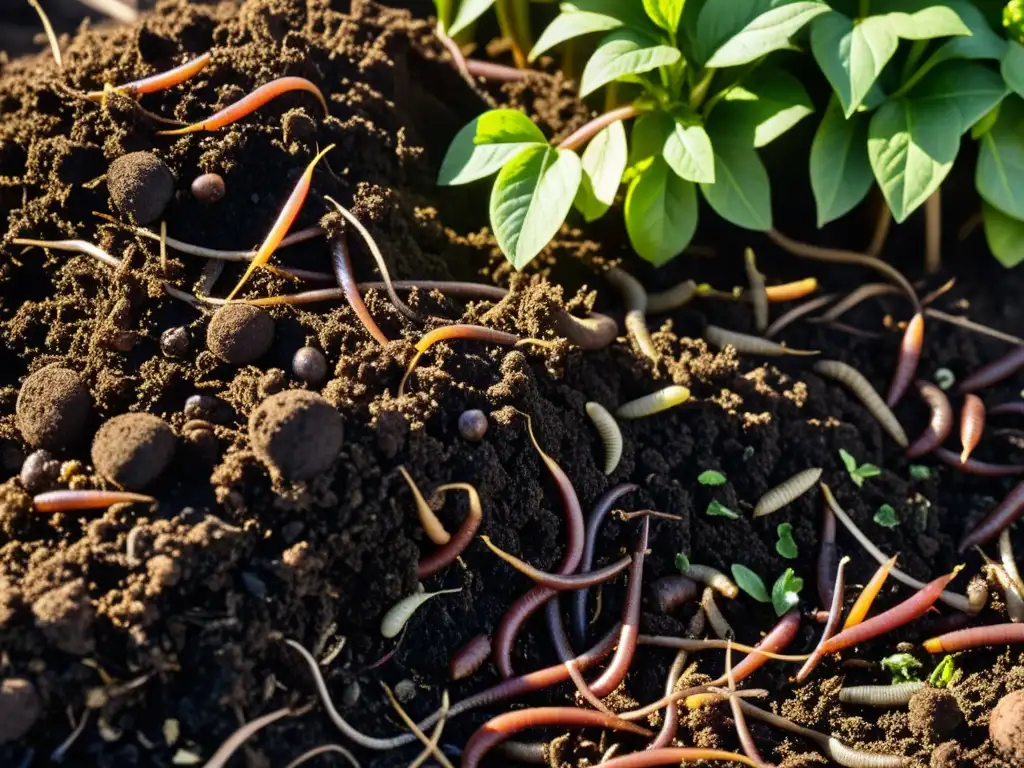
left=3, top=0, right=1024, bottom=766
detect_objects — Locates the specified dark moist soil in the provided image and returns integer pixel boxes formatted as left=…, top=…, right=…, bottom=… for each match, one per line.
left=1, top=1, right=1024, bottom=766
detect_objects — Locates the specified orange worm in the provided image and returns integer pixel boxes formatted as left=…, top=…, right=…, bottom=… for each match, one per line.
left=226, top=144, right=333, bottom=300
left=400, top=325, right=522, bottom=396
left=960, top=394, right=986, bottom=463
left=157, top=76, right=328, bottom=136
left=86, top=52, right=212, bottom=101
left=331, top=235, right=388, bottom=346
left=34, top=490, right=155, bottom=512
left=843, top=555, right=897, bottom=629
left=764, top=277, right=818, bottom=302
left=886, top=312, right=924, bottom=407
left=924, top=622, right=1024, bottom=653
left=795, top=556, right=849, bottom=683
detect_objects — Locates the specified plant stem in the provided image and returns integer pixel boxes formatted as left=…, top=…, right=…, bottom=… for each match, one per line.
left=866, top=196, right=892, bottom=258
left=689, top=69, right=715, bottom=110
left=557, top=104, right=644, bottom=151
left=495, top=0, right=531, bottom=69
left=901, top=39, right=929, bottom=84
left=925, top=189, right=942, bottom=274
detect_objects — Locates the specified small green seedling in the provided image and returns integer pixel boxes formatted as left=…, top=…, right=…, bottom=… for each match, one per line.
left=776, top=522, right=798, bottom=559
left=839, top=448, right=882, bottom=488
left=675, top=552, right=691, bottom=573
left=928, top=655, right=962, bottom=688
left=706, top=500, right=738, bottom=519
left=771, top=568, right=803, bottom=616
left=909, top=464, right=932, bottom=480
left=880, top=652, right=923, bottom=684
left=698, top=469, right=728, bottom=486
left=874, top=503, right=900, bottom=528
left=731, top=563, right=770, bottom=603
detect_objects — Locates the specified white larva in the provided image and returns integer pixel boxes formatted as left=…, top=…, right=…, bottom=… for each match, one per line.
left=686, top=564, right=739, bottom=598
left=380, top=587, right=461, bottom=638
left=616, top=385, right=690, bottom=420
left=753, top=468, right=823, bottom=518
left=585, top=402, right=623, bottom=475
left=814, top=360, right=909, bottom=447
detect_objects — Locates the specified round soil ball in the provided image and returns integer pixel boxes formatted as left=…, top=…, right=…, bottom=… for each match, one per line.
left=991, top=689, right=1024, bottom=764
left=248, top=390, right=343, bottom=481
left=91, top=413, right=176, bottom=490
left=0, top=678, right=41, bottom=744
left=909, top=686, right=964, bottom=742
left=107, top=151, right=175, bottom=225
left=207, top=304, right=275, bottom=365
left=16, top=365, right=91, bottom=449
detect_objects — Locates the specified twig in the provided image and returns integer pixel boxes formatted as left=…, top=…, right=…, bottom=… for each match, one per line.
left=867, top=205, right=892, bottom=259
left=382, top=683, right=455, bottom=768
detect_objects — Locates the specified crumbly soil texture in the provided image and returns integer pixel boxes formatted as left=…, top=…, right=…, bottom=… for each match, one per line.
left=1, top=1, right=1024, bottom=766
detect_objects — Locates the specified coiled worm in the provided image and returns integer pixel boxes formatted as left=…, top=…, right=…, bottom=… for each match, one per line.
left=585, top=402, right=622, bottom=474
left=813, top=360, right=908, bottom=446
left=886, top=313, right=924, bottom=407
left=906, top=380, right=953, bottom=458
left=616, top=385, right=690, bottom=419
left=960, top=394, right=986, bottom=463
left=380, top=587, right=461, bottom=638
left=840, top=682, right=926, bottom=708
left=753, top=467, right=822, bottom=518
left=33, top=490, right=155, bottom=512
left=744, top=248, right=768, bottom=332
left=704, top=324, right=818, bottom=356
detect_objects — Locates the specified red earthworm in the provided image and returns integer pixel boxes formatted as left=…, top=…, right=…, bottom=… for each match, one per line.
left=796, top=556, right=850, bottom=683
left=886, top=313, right=924, bottom=407
left=702, top=587, right=734, bottom=639
left=461, top=708, right=652, bottom=768
left=839, top=682, right=925, bottom=707
left=600, top=749, right=759, bottom=767
left=744, top=248, right=769, bottom=332
left=646, top=280, right=698, bottom=313
left=86, top=52, right=212, bottom=101
left=400, top=324, right=523, bottom=396
left=991, top=402, right=1024, bottom=417
left=33, top=490, right=155, bottom=512
left=648, top=575, right=700, bottom=614
left=844, top=555, right=899, bottom=630
left=753, top=467, right=823, bottom=518
left=570, top=483, right=640, bottom=645
left=818, top=504, right=838, bottom=608
left=449, top=634, right=491, bottom=681
left=686, top=564, right=740, bottom=599
left=704, top=325, right=819, bottom=356
left=765, top=293, right=837, bottom=339
left=606, top=266, right=658, bottom=364
left=958, top=480, right=1024, bottom=552
left=813, top=360, right=908, bottom=446
left=960, top=394, right=986, bottom=463
left=906, top=380, right=953, bottom=458
left=818, top=568, right=961, bottom=654
left=649, top=608, right=706, bottom=750
left=958, top=346, right=1024, bottom=393
left=157, top=76, right=328, bottom=136
left=924, top=622, right=1024, bottom=652
left=481, top=536, right=632, bottom=590
left=330, top=235, right=388, bottom=346
left=708, top=609, right=802, bottom=688
left=545, top=598, right=618, bottom=714
left=933, top=447, right=1024, bottom=477
left=813, top=283, right=901, bottom=323
left=764, top=277, right=819, bottom=303
left=417, top=482, right=482, bottom=579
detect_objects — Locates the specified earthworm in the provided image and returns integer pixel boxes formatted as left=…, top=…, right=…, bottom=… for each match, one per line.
left=958, top=480, right=1024, bottom=552
left=400, top=325, right=521, bottom=397
left=33, top=490, right=155, bottom=512
left=724, top=642, right=767, bottom=768
left=571, top=483, right=639, bottom=645
left=381, top=588, right=461, bottom=638
left=686, top=564, right=739, bottom=598
left=651, top=609, right=704, bottom=750
left=398, top=466, right=449, bottom=545
left=449, top=634, right=491, bottom=681
left=958, top=346, right=1024, bottom=393
left=545, top=598, right=621, bottom=715
left=204, top=706, right=301, bottom=768
left=86, top=52, right=211, bottom=101
left=765, top=293, right=837, bottom=339
left=585, top=402, right=622, bottom=475
left=707, top=609, right=802, bottom=687
left=999, top=529, right=1024, bottom=603
left=813, top=360, right=908, bottom=446
left=960, top=394, right=986, bottom=463
left=752, top=468, right=822, bottom=518
left=382, top=684, right=453, bottom=768
left=844, top=555, right=898, bottom=630
left=418, top=482, right=483, bottom=579
left=795, top=556, right=850, bottom=683
left=551, top=310, right=619, bottom=350
left=600, top=749, right=759, bottom=767
left=481, top=536, right=632, bottom=590
left=821, top=483, right=976, bottom=613
left=924, top=622, right=1024, bottom=652
left=460, top=708, right=652, bottom=768
left=646, top=280, right=698, bottom=313
left=818, top=504, right=838, bottom=608
left=703, top=325, right=818, bottom=356
left=991, top=402, right=1024, bottom=417
left=283, top=744, right=360, bottom=768
left=744, top=248, right=769, bottom=332
left=493, top=741, right=546, bottom=764
left=886, top=313, right=925, bottom=407
left=226, top=144, right=334, bottom=300
left=764, top=277, right=819, bottom=302
left=818, top=568, right=960, bottom=654
left=906, top=381, right=953, bottom=458
left=736, top=700, right=910, bottom=768
left=331, top=235, right=388, bottom=346
left=840, top=682, right=926, bottom=707
left=766, top=228, right=920, bottom=312
left=932, top=447, right=1024, bottom=477
left=157, top=76, right=328, bottom=135
left=494, top=414, right=585, bottom=678
left=606, top=266, right=657, bottom=363
left=702, top=587, right=734, bottom=639
left=925, top=309, right=1024, bottom=346
left=815, top=283, right=901, bottom=323
left=616, top=386, right=690, bottom=419
left=826, top=321, right=883, bottom=340
left=636, top=636, right=809, bottom=663
left=648, top=575, right=700, bottom=614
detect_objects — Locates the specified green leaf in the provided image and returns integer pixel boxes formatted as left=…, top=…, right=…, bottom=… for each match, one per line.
left=874, top=503, right=900, bottom=528
left=716, top=69, right=814, bottom=148
left=706, top=500, right=739, bottom=519
left=663, top=119, right=716, bottom=183
left=489, top=145, right=583, bottom=270
left=628, top=111, right=673, bottom=171
left=884, top=5, right=971, bottom=39
left=580, top=29, right=682, bottom=97
left=928, top=655, right=961, bottom=688
left=910, top=61, right=1008, bottom=135
left=982, top=202, right=1024, bottom=268
left=867, top=98, right=961, bottom=223
left=811, top=12, right=898, bottom=117
left=1003, top=41, right=1024, bottom=99
left=921, top=0, right=1007, bottom=68
left=675, top=552, right=691, bottom=572
left=706, top=1, right=829, bottom=68
left=771, top=568, right=803, bottom=616
left=643, top=0, right=685, bottom=35
left=857, top=464, right=882, bottom=479
left=625, top=156, right=699, bottom=265
left=776, top=522, right=798, bottom=559
left=438, top=111, right=547, bottom=186
left=731, top=563, right=771, bottom=602
left=838, top=448, right=858, bottom=475
left=909, top=464, right=932, bottom=480
left=435, top=0, right=455, bottom=33
left=449, top=0, right=496, bottom=36
left=977, top=97, right=1024, bottom=221
left=694, top=0, right=764, bottom=65
left=880, top=652, right=922, bottom=684
left=699, top=129, right=772, bottom=230
left=530, top=10, right=625, bottom=61
left=971, top=103, right=1002, bottom=139
left=698, top=470, right=728, bottom=486
left=574, top=119, right=628, bottom=222
left=810, top=99, right=873, bottom=227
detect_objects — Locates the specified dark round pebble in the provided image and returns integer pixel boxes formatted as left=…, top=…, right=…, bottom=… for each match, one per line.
left=107, top=151, right=175, bottom=225
left=20, top=449, right=60, bottom=494
left=206, top=304, right=275, bottom=364
left=0, top=678, right=42, bottom=743
left=160, top=326, right=190, bottom=358
left=16, top=365, right=91, bottom=449
left=190, top=172, right=225, bottom=204
left=909, top=686, right=964, bottom=741
left=991, top=689, right=1024, bottom=764
left=184, top=394, right=222, bottom=421
left=458, top=409, right=488, bottom=442
left=292, top=346, right=328, bottom=385
left=248, top=390, right=343, bottom=481
left=91, top=413, right=177, bottom=490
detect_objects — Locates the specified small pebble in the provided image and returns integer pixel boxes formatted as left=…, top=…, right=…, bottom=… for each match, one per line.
left=107, top=151, right=175, bottom=225
left=16, top=365, right=91, bottom=449
left=160, top=327, right=190, bottom=358
left=292, top=347, right=328, bottom=386
left=183, top=394, right=223, bottom=421
left=190, top=173, right=225, bottom=204
left=206, top=304, right=275, bottom=364
left=19, top=449, right=60, bottom=494
left=458, top=409, right=488, bottom=442
left=991, top=688, right=1024, bottom=764
left=0, top=678, right=42, bottom=743
left=91, top=413, right=177, bottom=490
left=249, top=390, right=343, bottom=481
left=394, top=679, right=416, bottom=703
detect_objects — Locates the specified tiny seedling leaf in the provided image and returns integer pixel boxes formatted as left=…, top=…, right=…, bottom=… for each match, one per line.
left=675, top=552, right=691, bottom=573
left=698, top=470, right=728, bottom=486
left=580, top=28, right=681, bottom=98
left=575, top=119, right=628, bottom=222
left=731, top=563, right=771, bottom=603
left=706, top=500, right=739, bottom=519
left=909, top=464, right=932, bottom=480
left=880, top=652, right=922, bottom=684
left=874, top=503, right=900, bottom=528
left=449, top=0, right=497, bottom=37
left=438, top=111, right=547, bottom=186
left=858, top=464, right=883, bottom=479
left=776, top=522, right=798, bottom=559
left=839, top=448, right=858, bottom=475
left=982, top=201, right=1024, bottom=269
left=928, top=654, right=961, bottom=688
left=771, top=568, right=803, bottom=616
left=810, top=99, right=874, bottom=227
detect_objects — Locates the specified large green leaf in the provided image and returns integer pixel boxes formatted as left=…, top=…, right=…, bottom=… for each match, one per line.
left=699, top=130, right=772, bottom=230
left=909, top=61, right=1007, bottom=134
left=624, top=156, right=698, bottom=265
left=438, top=111, right=547, bottom=186
left=580, top=28, right=682, bottom=97
left=449, top=0, right=496, bottom=36
left=574, top=120, right=628, bottom=221
left=627, top=110, right=674, bottom=172
left=919, top=0, right=1006, bottom=67
left=1002, top=40, right=1024, bottom=99
left=706, top=1, right=829, bottom=68
left=714, top=68, right=814, bottom=147
left=982, top=201, right=1024, bottom=268
left=663, top=119, right=715, bottom=183
left=811, top=12, right=898, bottom=117
left=564, top=0, right=653, bottom=29
left=694, top=0, right=763, bottom=65
left=976, top=96, right=1024, bottom=220
left=643, top=0, right=685, bottom=35
left=810, top=99, right=873, bottom=227
left=867, top=98, right=961, bottom=222
left=530, top=10, right=624, bottom=61
left=883, top=5, right=970, bottom=39
left=489, top=145, right=583, bottom=269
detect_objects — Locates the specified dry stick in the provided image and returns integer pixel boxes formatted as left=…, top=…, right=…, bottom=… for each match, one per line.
left=558, top=105, right=643, bottom=152
left=924, top=189, right=942, bottom=274
left=381, top=684, right=454, bottom=768
left=27, top=0, right=62, bottom=68
left=924, top=308, right=1024, bottom=346
left=203, top=706, right=303, bottom=768
left=331, top=235, right=389, bottom=346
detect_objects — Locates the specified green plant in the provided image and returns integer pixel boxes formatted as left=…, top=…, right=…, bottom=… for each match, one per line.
left=874, top=503, right=900, bottom=527
left=698, top=469, right=727, bottom=485
left=675, top=551, right=691, bottom=572
left=706, top=499, right=739, bottom=518
left=776, top=522, right=799, bottom=558
left=439, top=0, right=828, bottom=269
left=731, top=563, right=771, bottom=602
left=880, top=652, right=923, bottom=683
left=771, top=567, right=804, bottom=615
left=909, top=463, right=932, bottom=480
left=839, top=448, right=882, bottom=487
left=928, top=654, right=962, bottom=687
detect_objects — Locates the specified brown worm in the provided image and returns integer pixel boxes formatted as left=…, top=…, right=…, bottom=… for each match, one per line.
left=933, top=447, right=1024, bottom=477
left=906, top=380, right=954, bottom=458
left=958, top=346, right=1024, bottom=393
left=840, top=682, right=926, bottom=708
left=648, top=575, right=701, bottom=614
left=701, top=587, right=734, bottom=639
left=650, top=609, right=705, bottom=750
left=482, top=535, right=632, bottom=590
left=606, top=266, right=658, bottom=363
left=886, top=313, right=924, bottom=407
left=960, top=394, right=986, bottom=463
left=991, top=402, right=1024, bottom=417
left=646, top=280, right=698, bottom=313
left=753, top=468, right=823, bottom=518
left=813, top=360, right=908, bottom=446
left=417, top=483, right=482, bottom=579
left=814, top=283, right=902, bottom=323
left=331, top=235, right=389, bottom=346
left=959, top=480, right=1024, bottom=552
left=765, top=293, right=837, bottom=339
left=818, top=503, right=838, bottom=608
left=704, top=325, right=819, bottom=356
left=686, top=564, right=739, bottom=598
left=744, top=248, right=769, bottom=332
left=449, top=634, right=491, bottom=681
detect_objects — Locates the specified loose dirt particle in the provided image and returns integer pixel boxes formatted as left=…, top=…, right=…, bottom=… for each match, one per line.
left=248, top=390, right=343, bottom=481
left=0, top=678, right=41, bottom=744
left=206, top=304, right=275, bottom=364
left=930, top=741, right=961, bottom=768
left=107, top=151, right=175, bottom=225
left=909, top=686, right=964, bottom=741
left=991, top=689, right=1024, bottom=764
left=31, top=578, right=95, bottom=655
left=15, top=365, right=91, bottom=449
left=91, top=413, right=177, bottom=490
